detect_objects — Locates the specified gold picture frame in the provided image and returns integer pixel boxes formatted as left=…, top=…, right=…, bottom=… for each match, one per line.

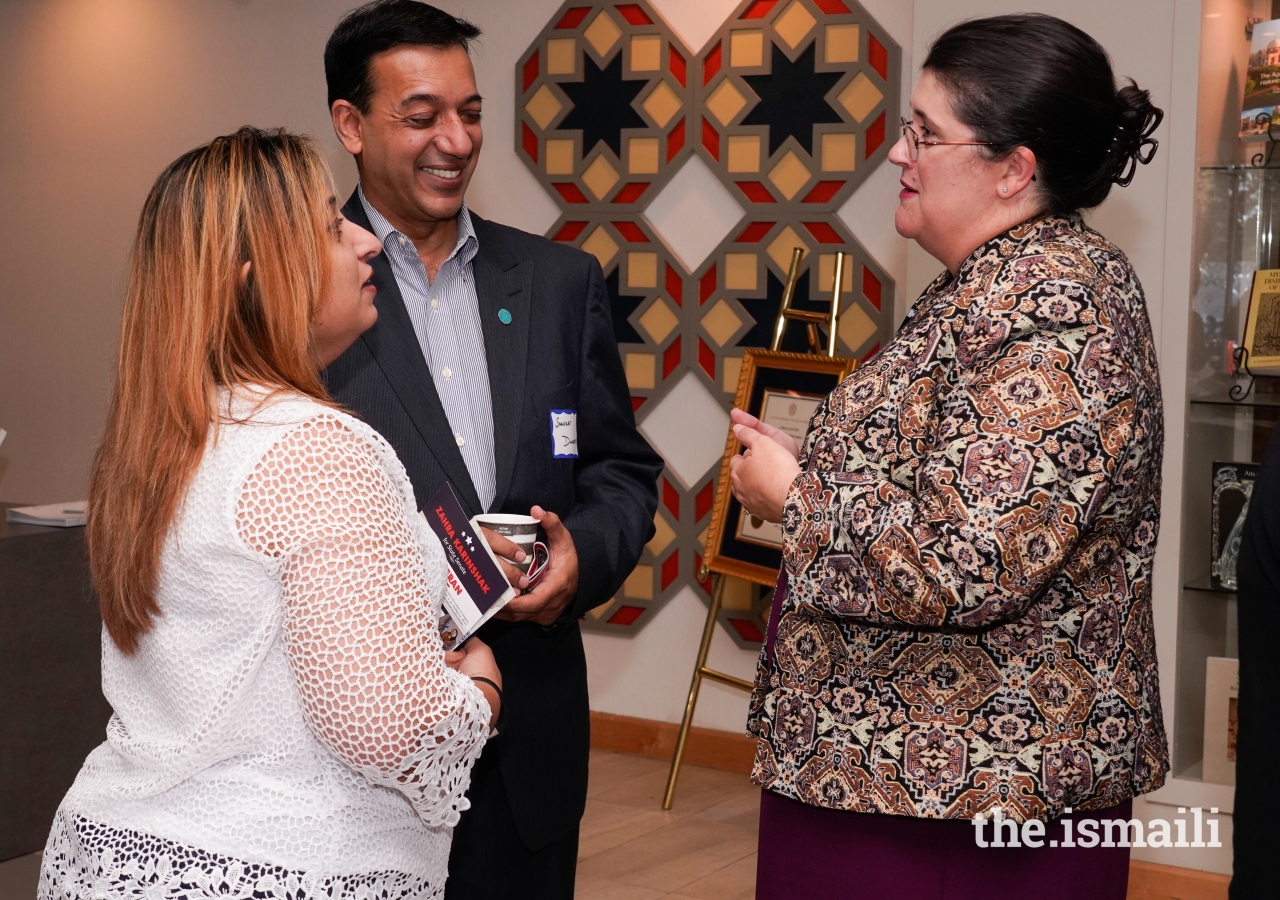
left=702, top=348, right=856, bottom=586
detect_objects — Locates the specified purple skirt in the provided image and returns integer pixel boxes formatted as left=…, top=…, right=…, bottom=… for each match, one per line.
left=756, top=790, right=1131, bottom=900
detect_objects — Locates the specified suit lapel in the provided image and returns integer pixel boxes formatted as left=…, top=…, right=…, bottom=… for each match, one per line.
left=471, top=214, right=531, bottom=512
left=342, top=191, right=483, bottom=513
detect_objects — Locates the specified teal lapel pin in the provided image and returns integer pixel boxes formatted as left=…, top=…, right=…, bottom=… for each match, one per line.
left=497, top=308, right=512, bottom=325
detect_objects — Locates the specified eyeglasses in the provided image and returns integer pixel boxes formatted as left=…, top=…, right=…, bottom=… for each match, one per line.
left=900, top=118, right=993, bottom=161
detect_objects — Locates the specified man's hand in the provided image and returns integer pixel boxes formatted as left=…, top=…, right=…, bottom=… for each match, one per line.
left=479, top=527, right=530, bottom=592
left=729, top=424, right=802, bottom=524
left=496, top=506, right=579, bottom=626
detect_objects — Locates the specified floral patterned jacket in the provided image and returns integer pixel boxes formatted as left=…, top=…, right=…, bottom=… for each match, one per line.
left=747, top=216, right=1168, bottom=822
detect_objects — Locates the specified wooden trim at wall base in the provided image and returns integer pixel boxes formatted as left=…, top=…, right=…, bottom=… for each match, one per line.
left=1127, top=860, right=1229, bottom=900
left=589, top=711, right=756, bottom=775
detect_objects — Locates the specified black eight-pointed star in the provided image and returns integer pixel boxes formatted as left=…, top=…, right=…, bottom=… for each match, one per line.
left=557, top=51, right=647, bottom=159
left=742, top=42, right=844, bottom=156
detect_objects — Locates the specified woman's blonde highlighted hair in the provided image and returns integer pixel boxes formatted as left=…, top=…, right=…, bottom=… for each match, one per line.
left=90, top=127, right=336, bottom=653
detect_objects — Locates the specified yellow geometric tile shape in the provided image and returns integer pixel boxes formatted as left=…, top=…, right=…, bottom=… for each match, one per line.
left=631, top=34, right=662, bottom=72
left=547, top=38, right=577, bottom=75
left=727, top=134, right=761, bottom=173
left=582, top=225, right=619, bottom=268
left=768, top=150, right=812, bottom=200
left=628, top=251, right=659, bottom=288
left=821, top=132, right=857, bottom=172
left=825, top=24, right=859, bottom=64
left=524, top=84, right=563, bottom=130
left=706, top=78, right=748, bottom=126
left=628, top=136, right=660, bottom=174
left=582, top=153, right=620, bottom=200
left=730, top=30, right=764, bottom=68
left=702, top=298, right=744, bottom=346
left=767, top=225, right=809, bottom=274
left=647, top=513, right=676, bottom=556
left=723, top=355, right=743, bottom=393
left=623, top=564, right=654, bottom=599
left=545, top=138, right=576, bottom=175
left=642, top=80, right=683, bottom=128
left=724, top=253, right=758, bottom=291
left=838, top=72, right=884, bottom=123
left=584, top=9, right=623, bottom=56
left=838, top=300, right=878, bottom=353
left=774, top=0, right=817, bottom=50
left=698, top=525, right=709, bottom=551
left=818, top=253, right=854, bottom=293
left=625, top=352, right=655, bottom=389
left=588, top=603, right=610, bottom=620
left=638, top=298, right=680, bottom=343
left=722, top=576, right=754, bottom=610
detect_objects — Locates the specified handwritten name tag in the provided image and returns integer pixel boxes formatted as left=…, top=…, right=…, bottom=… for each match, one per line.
left=550, top=409, right=578, bottom=458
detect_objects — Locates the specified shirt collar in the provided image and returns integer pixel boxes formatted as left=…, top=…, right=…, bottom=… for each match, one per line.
left=357, top=185, right=478, bottom=269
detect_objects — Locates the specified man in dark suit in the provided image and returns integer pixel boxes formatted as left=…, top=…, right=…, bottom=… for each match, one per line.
left=321, top=3, right=663, bottom=898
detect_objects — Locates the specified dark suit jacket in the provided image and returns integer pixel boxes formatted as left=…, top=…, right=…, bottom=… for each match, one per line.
left=324, top=192, right=663, bottom=850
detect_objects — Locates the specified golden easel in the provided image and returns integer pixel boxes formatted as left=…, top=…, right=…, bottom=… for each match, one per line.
left=662, top=248, right=848, bottom=809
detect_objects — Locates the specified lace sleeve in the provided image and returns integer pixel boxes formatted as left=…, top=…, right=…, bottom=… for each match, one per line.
left=236, top=415, right=489, bottom=828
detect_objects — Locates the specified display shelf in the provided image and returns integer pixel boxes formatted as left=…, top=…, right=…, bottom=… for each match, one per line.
left=1183, top=574, right=1234, bottom=594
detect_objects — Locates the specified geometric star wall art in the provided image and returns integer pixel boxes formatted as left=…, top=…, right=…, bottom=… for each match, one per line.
left=517, top=0, right=900, bottom=642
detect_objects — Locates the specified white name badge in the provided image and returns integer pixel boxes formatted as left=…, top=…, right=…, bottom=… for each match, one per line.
left=550, top=409, right=578, bottom=458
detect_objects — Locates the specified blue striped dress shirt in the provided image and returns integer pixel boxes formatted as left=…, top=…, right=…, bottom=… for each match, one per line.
left=358, top=187, right=497, bottom=510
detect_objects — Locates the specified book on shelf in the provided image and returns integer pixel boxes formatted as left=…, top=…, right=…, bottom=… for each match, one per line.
left=5, top=501, right=87, bottom=528
left=1243, top=20, right=1280, bottom=140
left=1242, top=268, right=1280, bottom=376
left=1202, top=656, right=1239, bottom=786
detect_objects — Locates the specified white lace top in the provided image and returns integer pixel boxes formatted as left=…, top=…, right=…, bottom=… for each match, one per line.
left=40, top=390, right=490, bottom=900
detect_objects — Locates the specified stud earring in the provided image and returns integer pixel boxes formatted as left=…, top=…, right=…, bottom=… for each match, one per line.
left=1001, top=186, right=1008, bottom=194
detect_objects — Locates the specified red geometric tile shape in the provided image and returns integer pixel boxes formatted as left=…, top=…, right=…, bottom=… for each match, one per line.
left=631, top=396, right=647, bottom=412
left=728, top=617, right=765, bottom=642
left=697, top=336, right=716, bottom=380
left=666, top=263, right=683, bottom=307
left=667, top=118, right=686, bottom=161
left=616, top=4, right=653, bottom=25
left=607, top=604, right=646, bottom=626
left=868, top=33, right=889, bottom=80
left=736, top=181, right=776, bottom=203
left=521, top=123, right=539, bottom=164
left=703, top=41, right=722, bottom=85
left=803, top=221, right=843, bottom=244
left=663, top=478, right=681, bottom=519
left=701, top=118, right=720, bottom=160
left=661, top=551, right=680, bottom=590
left=695, top=482, right=715, bottom=521
left=862, top=266, right=883, bottom=311
left=695, top=553, right=713, bottom=595
left=552, top=221, right=589, bottom=242
left=612, top=182, right=651, bottom=203
left=613, top=221, right=649, bottom=243
left=813, top=0, right=851, bottom=12
left=700, top=265, right=717, bottom=304
left=865, top=111, right=886, bottom=157
left=670, top=45, right=687, bottom=87
left=523, top=51, right=540, bottom=93
left=663, top=336, right=683, bottom=378
left=801, top=180, right=845, bottom=203
left=555, top=7, right=592, bottom=29
left=553, top=182, right=590, bottom=204
left=861, top=342, right=881, bottom=363
left=736, top=221, right=776, bottom=243
left=741, top=0, right=780, bottom=19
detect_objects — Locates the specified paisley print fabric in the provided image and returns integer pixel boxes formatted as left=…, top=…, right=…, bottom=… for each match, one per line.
left=747, top=216, right=1168, bottom=822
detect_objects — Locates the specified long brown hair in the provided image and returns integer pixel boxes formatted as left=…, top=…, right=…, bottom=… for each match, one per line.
left=89, top=127, right=335, bottom=653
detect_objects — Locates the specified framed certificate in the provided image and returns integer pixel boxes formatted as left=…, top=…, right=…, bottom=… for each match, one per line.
left=703, top=349, right=856, bottom=585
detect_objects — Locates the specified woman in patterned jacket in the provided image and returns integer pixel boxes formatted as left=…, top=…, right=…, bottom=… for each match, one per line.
left=730, top=15, right=1166, bottom=900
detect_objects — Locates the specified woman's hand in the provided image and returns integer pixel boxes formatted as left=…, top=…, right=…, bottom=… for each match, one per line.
left=456, top=637, right=502, bottom=729
left=729, top=423, right=803, bottom=524
left=730, top=407, right=800, bottom=460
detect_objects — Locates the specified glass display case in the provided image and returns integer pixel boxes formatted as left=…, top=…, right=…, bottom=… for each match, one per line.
left=1177, top=166, right=1280, bottom=781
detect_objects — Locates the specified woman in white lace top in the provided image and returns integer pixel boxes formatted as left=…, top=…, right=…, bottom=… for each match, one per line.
left=39, top=127, right=500, bottom=900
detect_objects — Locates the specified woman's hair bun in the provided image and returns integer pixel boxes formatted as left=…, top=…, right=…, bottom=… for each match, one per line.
left=1111, top=81, right=1163, bottom=187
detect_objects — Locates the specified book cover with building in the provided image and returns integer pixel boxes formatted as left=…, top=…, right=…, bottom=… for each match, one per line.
left=1243, top=19, right=1280, bottom=139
